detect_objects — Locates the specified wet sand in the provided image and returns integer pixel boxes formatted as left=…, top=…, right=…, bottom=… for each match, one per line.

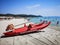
left=48, top=25, right=60, bottom=31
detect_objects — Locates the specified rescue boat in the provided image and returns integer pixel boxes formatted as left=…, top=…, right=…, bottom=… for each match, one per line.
left=3, top=21, right=51, bottom=36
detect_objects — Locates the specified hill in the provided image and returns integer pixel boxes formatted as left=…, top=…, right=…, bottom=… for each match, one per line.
left=0, top=14, right=42, bottom=17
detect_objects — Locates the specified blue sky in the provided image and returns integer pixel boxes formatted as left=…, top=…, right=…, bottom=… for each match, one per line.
left=0, top=0, right=60, bottom=16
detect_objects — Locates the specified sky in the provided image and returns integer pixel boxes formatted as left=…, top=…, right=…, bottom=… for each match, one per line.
left=0, top=0, right=60, bottom=16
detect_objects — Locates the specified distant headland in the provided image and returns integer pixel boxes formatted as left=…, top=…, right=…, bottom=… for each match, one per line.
left=0, top=14, right=42, bottom=17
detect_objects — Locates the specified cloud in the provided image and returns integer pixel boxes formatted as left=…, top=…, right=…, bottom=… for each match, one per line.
left=22, top=5, right=60, bottom=16
left=26, top=4, right=40, bottom=9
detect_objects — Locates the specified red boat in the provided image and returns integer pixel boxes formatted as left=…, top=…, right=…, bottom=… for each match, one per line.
left=3, top=21, right=51, bottom=36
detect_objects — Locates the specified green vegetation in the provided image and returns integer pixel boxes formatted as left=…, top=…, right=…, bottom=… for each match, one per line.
left=0, top=14, right=42, bottom=17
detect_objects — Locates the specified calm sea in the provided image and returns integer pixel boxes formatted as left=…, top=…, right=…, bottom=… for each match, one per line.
left=29, top=16, right=60, bottom=26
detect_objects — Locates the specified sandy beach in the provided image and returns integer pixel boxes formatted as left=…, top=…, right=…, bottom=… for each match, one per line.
left=0, top=18, right=60, bottom=45
left=48, top=26, right=60, bottom=31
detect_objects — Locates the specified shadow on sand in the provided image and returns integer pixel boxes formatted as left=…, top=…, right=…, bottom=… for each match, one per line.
left=1, top=31, right=45, bottom=38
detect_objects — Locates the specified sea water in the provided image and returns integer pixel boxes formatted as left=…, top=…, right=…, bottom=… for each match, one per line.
left=29, top=16, right=60, bottom=26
